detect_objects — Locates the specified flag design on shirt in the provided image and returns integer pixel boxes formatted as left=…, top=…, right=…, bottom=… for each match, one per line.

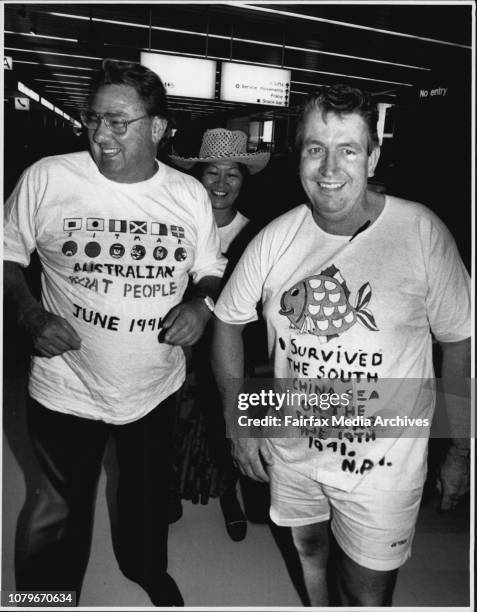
left=86, top=218, right=105, bottom=231
left=109, top=219, right=127, bottom=233
left=171, top=225, right=185, bottom=238
left=63, top=218, right=82, bottom=231
left=129, top=221, right=147, bottom=234
left=151, top=222, right=168, bottom=236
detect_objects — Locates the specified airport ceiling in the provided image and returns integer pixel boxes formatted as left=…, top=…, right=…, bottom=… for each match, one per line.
left=4, top=2, right=473, bottom=123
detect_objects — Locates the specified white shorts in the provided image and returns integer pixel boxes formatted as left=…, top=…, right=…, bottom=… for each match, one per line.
left=268, top=455, right=423, bottom=571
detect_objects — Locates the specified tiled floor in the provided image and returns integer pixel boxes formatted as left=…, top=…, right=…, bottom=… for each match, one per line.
left=1, top=355, right=472, bottom=609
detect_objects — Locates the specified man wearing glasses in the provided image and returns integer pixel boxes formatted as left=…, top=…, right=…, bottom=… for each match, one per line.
left=4, top=59, right=226, bottom=606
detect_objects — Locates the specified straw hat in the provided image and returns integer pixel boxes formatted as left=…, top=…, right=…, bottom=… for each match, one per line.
left=170, top=128, right=270, bottom=174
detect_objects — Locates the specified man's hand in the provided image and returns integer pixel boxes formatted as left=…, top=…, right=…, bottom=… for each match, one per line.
left=19, top=305, right=82, bottom=358
left=160, top=298, right=211, bottom=346
left=230, top=437, right=273, bottom=482
left=436, top=445, right=470, bottom=512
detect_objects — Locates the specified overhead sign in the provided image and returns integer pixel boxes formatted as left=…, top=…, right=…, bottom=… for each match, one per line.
left=15, top=97, right=30, bottom=111
left=418, top=85, right=448, bottom=100
left=140, top=52, right=216, bottom=99
left=4, top=56, right=13, bottom=70
left=220, top=62, right=291, bottom=107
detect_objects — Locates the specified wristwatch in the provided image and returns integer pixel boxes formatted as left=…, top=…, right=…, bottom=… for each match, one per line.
left=199, top=295, right=215, bottom=313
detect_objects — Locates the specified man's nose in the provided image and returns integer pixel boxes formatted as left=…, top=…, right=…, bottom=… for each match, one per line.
left=92, top=117, right=111, bottom=143
left=320, top=151, right=338, bottom=176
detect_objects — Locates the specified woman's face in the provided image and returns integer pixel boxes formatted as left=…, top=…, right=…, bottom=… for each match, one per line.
left=201, top=161, right=243, bottom=211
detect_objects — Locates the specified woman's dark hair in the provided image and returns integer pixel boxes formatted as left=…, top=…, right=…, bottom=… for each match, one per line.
left=193, top=161, right=250, bottom=183
left=295, top=84, right=379, bottom=154
left=89, top=58, right=169, bottom=120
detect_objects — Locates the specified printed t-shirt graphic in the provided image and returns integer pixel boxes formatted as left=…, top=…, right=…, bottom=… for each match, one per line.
left=279, top=264, right=378, bottom=342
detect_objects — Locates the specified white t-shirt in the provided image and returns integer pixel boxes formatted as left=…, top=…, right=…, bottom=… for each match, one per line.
left=215, top=197, right=470, bottom=491
left=4, top=151, right=226, bottom=423
left=218, top=211, right=249, bottom=254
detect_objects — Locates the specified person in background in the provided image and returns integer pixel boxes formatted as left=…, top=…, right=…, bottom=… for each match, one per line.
left=3, top=59, right=226, bottom=606
left=211, top=85, right=470, bottom=605
left=170, top=128, right=270, bottom=540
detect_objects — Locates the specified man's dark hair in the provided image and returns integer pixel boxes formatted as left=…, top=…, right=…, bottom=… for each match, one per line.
left=89, top=58, right=169, bottom=120
left=295, top=84, right=379, bottom=154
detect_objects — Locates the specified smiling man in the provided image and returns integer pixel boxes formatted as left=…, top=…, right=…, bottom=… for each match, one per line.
left=212, top=85, right=471, bottom=606
left=4, top=59, right=226, bottom=606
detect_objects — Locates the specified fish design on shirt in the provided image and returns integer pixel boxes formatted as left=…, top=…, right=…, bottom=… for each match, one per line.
left=279, top=265, right=378, bottom=343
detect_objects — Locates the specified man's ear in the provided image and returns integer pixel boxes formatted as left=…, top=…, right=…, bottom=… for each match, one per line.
left=367, top=146, right=381, bottom=178
left=152, top=117, right=168, bottom=145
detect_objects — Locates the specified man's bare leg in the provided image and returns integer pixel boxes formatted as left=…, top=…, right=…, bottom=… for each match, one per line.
left=291, top=521, right=329, bottom=606
left=332, top=543, right=398, bottom=606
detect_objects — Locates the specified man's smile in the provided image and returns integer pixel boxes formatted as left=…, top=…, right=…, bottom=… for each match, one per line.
left=318, top=181, right=345, bottom=191
left=100, top=147, right=121, bottom=157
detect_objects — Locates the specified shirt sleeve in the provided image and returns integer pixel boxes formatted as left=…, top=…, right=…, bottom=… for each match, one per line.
left=421, top=213, right=471, bottom=342
left=214, top=228, right=268, bottom=325
left=3, top=164, right=43, bottom=267
left=188, top=181, right=227, bottom=283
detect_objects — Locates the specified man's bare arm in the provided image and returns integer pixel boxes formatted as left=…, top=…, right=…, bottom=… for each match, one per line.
left=211, top=317, right=273, bottom=482
left=437, top=337, right=471, bottom=511
left=4, top=261, right=81, bottom=357
left=161, top=274, right=222, bottom=346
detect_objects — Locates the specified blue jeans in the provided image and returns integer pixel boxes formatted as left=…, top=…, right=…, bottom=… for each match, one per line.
left=16, top=395, right=177, bottom=599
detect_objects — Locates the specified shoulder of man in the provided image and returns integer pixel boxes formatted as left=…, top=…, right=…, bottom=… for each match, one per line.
left=385, top=194, right=453, bottom=235
left=158, top=160, right=210, bottom=202
left=21, top=150, right=90, bottom=178
left=225, top=204, right=310, bottom=279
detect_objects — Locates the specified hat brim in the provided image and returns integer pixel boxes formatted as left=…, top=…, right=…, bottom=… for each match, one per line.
left=169, top=151, right=270, bottom=175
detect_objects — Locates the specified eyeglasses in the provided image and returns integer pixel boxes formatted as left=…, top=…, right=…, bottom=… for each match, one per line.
left=80, top=112, right=150, bottom=135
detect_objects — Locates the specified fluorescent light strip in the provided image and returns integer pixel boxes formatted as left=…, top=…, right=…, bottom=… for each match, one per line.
left=227, top=3, right=471, bottom=49
left=284, top=44, right=429, bottom=71
left=44, top=85, right=89, bottom=92
left=141, top=47, right=210, bottom=60
left=41, top=98, right=54, bottom=111
left=293, top=80, right=327, bottom=88
left=48, top=93, right=87, bottom=98
left=37, top=79, right=90, bottom=88
left=52, top=73, right=92, bottom=79
left=227, top=36, right=428, bottom=71
left=5, top=46, right=103, bottom=61
left=16, top=82, right=82, bottom=124
left=18, top=81, right=40, bottom=102
left=14, top=60, right=95, bottom=71
left=35, top=79, right=90, bottom=93
left=293, top=80, right=396, bottom=97
left=44, top=10, right=430, bottom=71
left=46, top=95, right=88, bottom=100
left=286, top=64, right=412, bottom=86
left=5, top=30, right=77, bottom=43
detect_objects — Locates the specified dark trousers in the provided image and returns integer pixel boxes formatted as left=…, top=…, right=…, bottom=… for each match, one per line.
left=16, top=395, right=177, bottom=599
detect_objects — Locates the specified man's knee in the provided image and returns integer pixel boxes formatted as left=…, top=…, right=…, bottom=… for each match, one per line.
left=291, top=521, right=329, bottom=560
left=331, top=542, right=398, bottom=606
